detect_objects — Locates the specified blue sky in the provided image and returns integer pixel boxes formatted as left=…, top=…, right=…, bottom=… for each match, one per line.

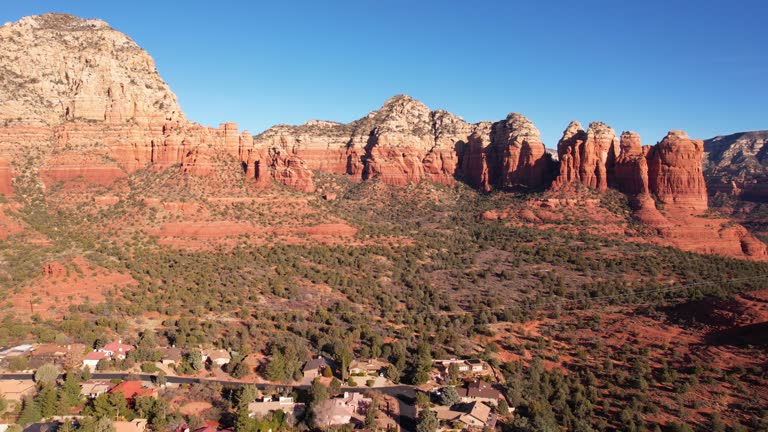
left=2, top=0, right=766, bottom=147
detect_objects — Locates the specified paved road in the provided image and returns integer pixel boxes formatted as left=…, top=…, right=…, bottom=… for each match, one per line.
left=0, top=373, right=418, bottom=431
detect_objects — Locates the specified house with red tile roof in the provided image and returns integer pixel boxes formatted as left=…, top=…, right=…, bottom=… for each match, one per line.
left=98, top=340, right=135, bottom=360
left=108, top=381, right=157, bottom=402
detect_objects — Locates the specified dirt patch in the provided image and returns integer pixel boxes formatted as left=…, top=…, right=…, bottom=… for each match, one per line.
left=6, top=256, right=136, bottom=319
left=179, top=401, right=213, bottom=416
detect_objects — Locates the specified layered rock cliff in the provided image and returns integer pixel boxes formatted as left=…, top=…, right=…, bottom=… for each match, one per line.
left=647, top=131, right=708, bottom=211
left=0, top=14, right=243, bottom=195
left=0, top=14, right=182, bottom=126
left=704, top=130, right=768, bottom=201
left=245, top=96, right=553, bottom=192
left=0, top=13, right=722, bottom=220
left=552, top=121, right=619, bottom=192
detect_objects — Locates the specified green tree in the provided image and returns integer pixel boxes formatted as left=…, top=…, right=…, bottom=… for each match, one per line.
left=385, top=364, right=400, bottom=384
left=18, top=396, right=42, bottom=425
left=365, top=398, right=380, bottom=430
left=310, top=378, right=328, bottom=407
left=438, top=387, right=460, bottom=406
left=156, top=370, right=167, bottom=387
left=497, top=399, right=510, bottom=416
left=59, top=369, right=83, bottom=409
left=447, top=363, right=460, bottom=384
left=415, top=392, right=431, bottom=409
left=329, top=377, right=342, bottom=396
left=36, top=385, right=58, bottom=417
left=187, top=349, right=204, bottom=371
left=416, top=410, right=437, bottom=432
left=34, top=363, right=59, bottom=388
left=231, top=360, right=250, bottom=379
left=411, top=341, right=433, bottom=385
left=237, top=385, right=260, bottom=408
left=333, top=341, right=354, bottom=380
left=265, top=350, right=286, bottom=382
left=79, top=416, right=116, bottom=432
left=234, top=404, right=255, bottom=432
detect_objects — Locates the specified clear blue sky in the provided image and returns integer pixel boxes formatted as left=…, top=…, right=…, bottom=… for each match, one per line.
left=2, top=0, right=767, bottom=146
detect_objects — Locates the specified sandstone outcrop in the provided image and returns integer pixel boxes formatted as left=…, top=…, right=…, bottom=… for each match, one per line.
left=247, top=96, right=553, bottom=192
left=0, top=14, right=182, bottom=127
left=0, top=14, right=243, bottom=189
left=462, top=114, right=552, bottom=191
left=704, top=130, right=768, bottom=201
left=552, top=121, right=618, bottom=192
left=647, top=131, right=708, bottom=211
left=613, top=131, right=667, bottom=224
left=246, top=95, right=476, bottom=190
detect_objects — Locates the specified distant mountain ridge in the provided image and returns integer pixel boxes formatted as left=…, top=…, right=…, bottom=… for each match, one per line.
left=704, top=130, right=768, bottom=201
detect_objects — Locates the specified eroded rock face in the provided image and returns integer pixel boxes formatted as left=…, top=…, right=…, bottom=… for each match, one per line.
left=461, top=114, right=552, bottom=191
left=0, top=13, right=724, bottom=221
left=248, top=95, right=477, bottom=190
left=0, top=14, right=241, bottom=190
left=0, top=14, right=183, bottom=126
left=704, top=130, right=768, bottom=201
left=552, top=121, right=618, bottom=191
left=247, top=97, right=554, bottom=192
left=647, top=130, right=708, bottom=211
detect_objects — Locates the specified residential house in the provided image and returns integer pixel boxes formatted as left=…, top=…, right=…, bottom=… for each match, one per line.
left=204, top=349, right=231, bottom=367
left=0, top=379, right=36, bottom=401
left=82, top=351, right=110, bottom=371
left=248, top=396, right=305, bottom=418
left=349, top=359, right=388, bottom=377
left=302, top=356, right=334, bottom=380
left=314, top=392, right=372, bottom=427
left=109, top=381, right=158, bottom=402
left=459, top=402, right=495, bottom=429
left=79, top=380, right=113, bottom=398
left=465, top=359, right=484, bottom=373
left=22, top=422, right=60, bottom=432
left=98, top=340, right=135, bottom=360
left=434, top=402, right=495, bottom=430
left=159, top=346, right=182, bottom=366
left=459, top=381, right=502, bottom=406
left=113, top=419, right=148, bottom=432
left=0, top=344, right=34, bottom=360
left=436, top=359, right=469, bottom=373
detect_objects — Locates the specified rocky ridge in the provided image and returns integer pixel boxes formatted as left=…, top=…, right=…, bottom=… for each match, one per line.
left=0, top=13, right=764, bottom=259
left=704, top=130, right=768, bottom=201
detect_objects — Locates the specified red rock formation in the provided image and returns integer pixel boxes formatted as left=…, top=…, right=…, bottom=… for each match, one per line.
left=0, top=156, right=13, bottom=196
left=463, top=123, right=494, bottom=192
left=552, top=121, right=618, bottom=191
left=613, top=131, right=668, bottom=224
left=246, top=96, right=476, bottom=190
left=460, top=114, right=551, bottom=191
left=647, top=131, right=708, bottom=212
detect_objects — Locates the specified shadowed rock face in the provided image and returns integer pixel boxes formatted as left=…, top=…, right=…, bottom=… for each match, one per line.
left=552, top=121, right=618, bottom=192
